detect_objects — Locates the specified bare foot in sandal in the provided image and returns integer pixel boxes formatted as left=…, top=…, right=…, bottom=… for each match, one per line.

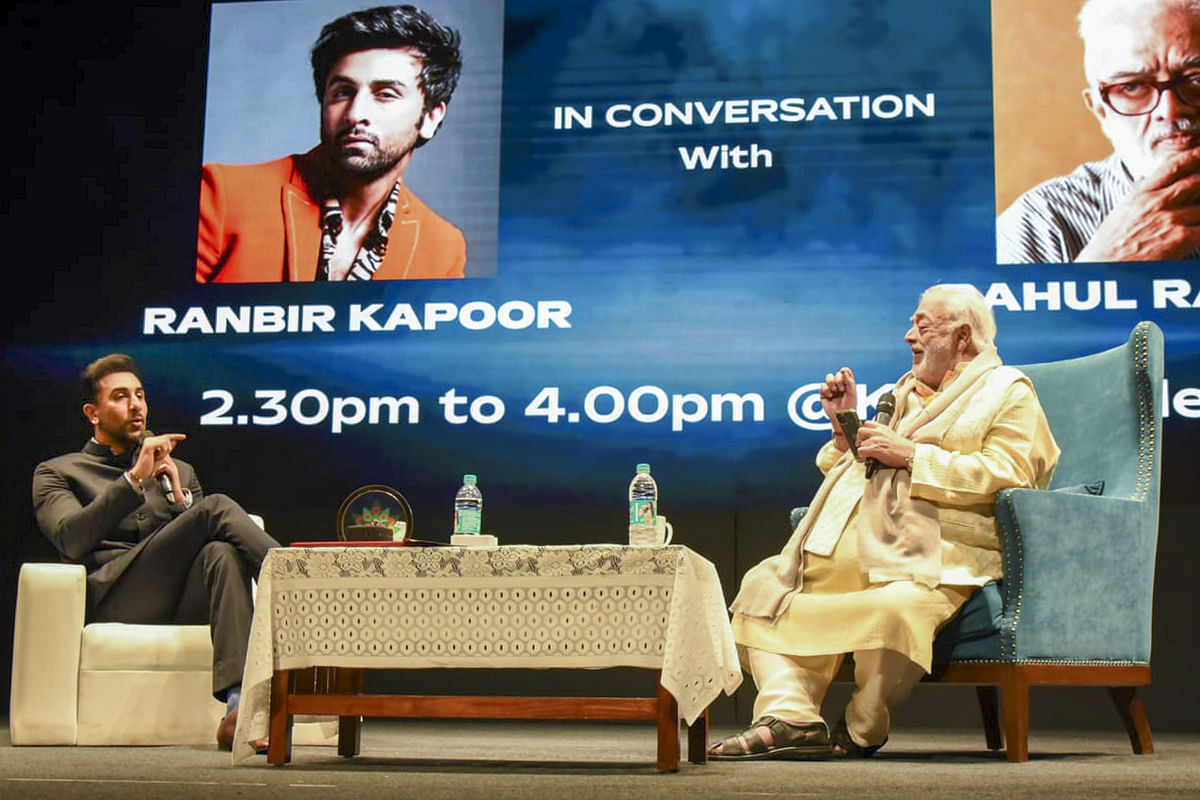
left=708, top=716, right=831, bottom=761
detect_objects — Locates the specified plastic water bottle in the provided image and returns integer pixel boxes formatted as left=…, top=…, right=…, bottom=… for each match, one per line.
left=454, top=474, right=483, bottom=534
left=628, top=463, right=657, bottom=540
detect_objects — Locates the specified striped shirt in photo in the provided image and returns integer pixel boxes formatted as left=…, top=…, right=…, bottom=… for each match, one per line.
left=996, top=152, right=1200, bottom=264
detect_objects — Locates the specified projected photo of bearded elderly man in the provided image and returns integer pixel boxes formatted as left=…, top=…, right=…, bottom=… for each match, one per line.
left=998, top=0, right=1200, bottom=263
left=197, top=5, right=466, bottom=283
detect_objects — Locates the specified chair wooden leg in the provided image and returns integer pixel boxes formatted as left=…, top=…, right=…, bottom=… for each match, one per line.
left=1108, top=687, right=1154, bottom=755
left=997, top=668, right=1030, bottom=762
left=975, top=685, right=1003, bottom=751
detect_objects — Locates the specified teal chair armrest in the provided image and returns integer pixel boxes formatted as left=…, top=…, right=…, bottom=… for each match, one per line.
left=994, top=487, right=1155, bottom=662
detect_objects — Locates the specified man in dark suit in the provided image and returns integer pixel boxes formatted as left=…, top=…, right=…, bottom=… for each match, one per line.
left=32, top=353, right=279, bottom=750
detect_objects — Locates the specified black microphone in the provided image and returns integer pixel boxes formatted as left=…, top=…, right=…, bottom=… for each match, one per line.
left=864, top=392, right=896, bottom=479
left=140, top=430, right=176, bottom=502
left=158, top=474, right=176, bottom=504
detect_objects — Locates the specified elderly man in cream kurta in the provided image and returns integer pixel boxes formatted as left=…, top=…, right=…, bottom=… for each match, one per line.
left=711, top=285, right=1060, bottom=761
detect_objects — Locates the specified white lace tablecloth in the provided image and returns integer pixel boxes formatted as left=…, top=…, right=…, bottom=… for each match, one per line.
left=233, top=544, right=742, bottom=763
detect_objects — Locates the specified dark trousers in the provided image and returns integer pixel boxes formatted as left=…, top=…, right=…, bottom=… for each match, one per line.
left=90, top=494, right=280, bottom=699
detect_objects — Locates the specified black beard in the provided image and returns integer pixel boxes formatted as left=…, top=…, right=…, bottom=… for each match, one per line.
left=320, top=120, right=422, bottom=183
left=325, top=146, right=407, bottom=182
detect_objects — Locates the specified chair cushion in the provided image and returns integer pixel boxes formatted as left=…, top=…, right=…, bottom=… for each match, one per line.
left=929, top=581, right=1004, bottom=675
left=79, top=623, right=213, bottom=671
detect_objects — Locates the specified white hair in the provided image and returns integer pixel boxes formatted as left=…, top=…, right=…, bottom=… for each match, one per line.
left=1079, top=0, right=1200, bottom=79
left=920, top=284, right=996, bottom=351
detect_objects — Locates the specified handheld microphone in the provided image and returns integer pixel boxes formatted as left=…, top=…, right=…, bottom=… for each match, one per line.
left=158, top=473, right=176, bottom=504
left=139, top=430, right=176, bottom=502
left=864, top=392, right=897, bottom=479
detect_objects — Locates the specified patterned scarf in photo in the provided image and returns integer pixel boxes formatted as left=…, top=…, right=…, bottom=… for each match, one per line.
left=315, top=180, right=402, bottom=281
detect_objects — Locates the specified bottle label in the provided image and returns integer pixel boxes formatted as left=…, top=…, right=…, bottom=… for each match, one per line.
left=629, top=499, right=656, bottom=525
left=454, top=509, right=481, bottom=535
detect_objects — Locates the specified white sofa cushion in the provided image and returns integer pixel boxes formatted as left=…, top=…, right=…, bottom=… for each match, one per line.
left=80, top=623, right=213, bottom=671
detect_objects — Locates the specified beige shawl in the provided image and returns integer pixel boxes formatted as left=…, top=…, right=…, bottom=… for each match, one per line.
left=731, top=347, right=1022, bottom=619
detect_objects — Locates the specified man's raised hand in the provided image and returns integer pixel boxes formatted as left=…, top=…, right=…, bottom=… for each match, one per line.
left=1078, top=148, right=1200, bottom=262
left=820, top=367, right=858, bottom=417
left=129, top=433, right=186, bottom=485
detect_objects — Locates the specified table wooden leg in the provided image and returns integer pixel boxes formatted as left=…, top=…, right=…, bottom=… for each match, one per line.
left=333, top=667, right=363, bottom=758
left=267, top=669, right=294, bottom=765
left=655, top=681, right=680, bottom=772
left=686, top=707, right=709, bottom=764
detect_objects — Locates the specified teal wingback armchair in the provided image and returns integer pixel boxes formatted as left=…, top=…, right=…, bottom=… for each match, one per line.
left=795, top=321, right=1163, bottom=761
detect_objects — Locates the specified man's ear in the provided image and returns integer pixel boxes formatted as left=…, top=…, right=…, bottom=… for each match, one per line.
left=418, top=102, right=447, bottom=141
left=957, top=324, right=974, bottom=352
left=1083, top=86, right=1108, bottom=122
left=83, top=402, right=98, bottom=425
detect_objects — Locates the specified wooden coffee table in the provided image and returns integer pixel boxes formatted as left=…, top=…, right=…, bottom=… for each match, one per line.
left=233, top=544, right=742, bottom=771
left=269, top=665, right=707, bottom=770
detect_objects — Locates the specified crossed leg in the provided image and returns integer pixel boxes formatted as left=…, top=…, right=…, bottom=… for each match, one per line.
left=843, top=648, right=925, bottom=751
left=90, top=494, right=279, bottom=698
left=712, top=646, right=924, bottom=759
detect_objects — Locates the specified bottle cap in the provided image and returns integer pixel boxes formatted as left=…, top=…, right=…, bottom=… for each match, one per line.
left=463, top=474, right=477, bottom=483
left=636, top=463, right=650, bottom=472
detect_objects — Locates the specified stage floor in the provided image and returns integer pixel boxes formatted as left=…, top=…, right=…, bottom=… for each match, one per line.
left=2, top=718, right=1197, bottom=800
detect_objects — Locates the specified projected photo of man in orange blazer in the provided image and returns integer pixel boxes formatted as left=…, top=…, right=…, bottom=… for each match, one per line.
left=197, top=4, right=467, bottom=283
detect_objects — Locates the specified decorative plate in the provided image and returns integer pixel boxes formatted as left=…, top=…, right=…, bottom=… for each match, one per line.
left=336, top=485, right=414, bottom=542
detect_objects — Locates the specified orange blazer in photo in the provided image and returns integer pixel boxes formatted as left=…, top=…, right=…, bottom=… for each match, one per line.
left=196, top=149, right=466, bottom=283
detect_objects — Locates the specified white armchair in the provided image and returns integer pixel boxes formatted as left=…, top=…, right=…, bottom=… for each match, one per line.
left=10, top=522, right=337, bottom=746
left=10, top=562, right=226, bottom=745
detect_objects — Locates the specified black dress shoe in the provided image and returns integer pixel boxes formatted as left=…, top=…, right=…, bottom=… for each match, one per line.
left=216, top=710, right=237, bottom=751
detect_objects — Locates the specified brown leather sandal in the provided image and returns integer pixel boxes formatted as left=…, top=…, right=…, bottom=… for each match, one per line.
left=708, top=716, right=832, bottom=761
left=830, top=717, right=886, bottom=757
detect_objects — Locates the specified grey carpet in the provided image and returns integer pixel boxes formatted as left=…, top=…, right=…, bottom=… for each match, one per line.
left=2, top=719, right=1197, bottom=800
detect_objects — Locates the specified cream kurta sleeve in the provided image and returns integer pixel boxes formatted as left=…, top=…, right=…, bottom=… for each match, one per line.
left=909, top=381, right=1059, bottom=508
left=815, top=438, right=847, bottom=474
left=905, top=379, right=1059, bottom=586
